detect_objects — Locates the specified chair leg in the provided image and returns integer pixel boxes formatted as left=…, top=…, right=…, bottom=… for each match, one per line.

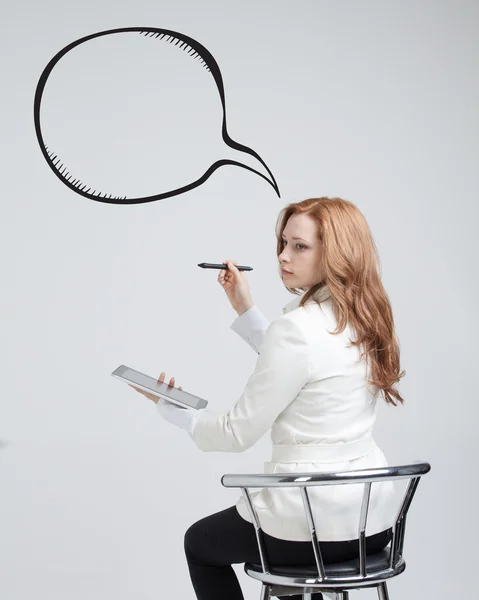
left=260, top=583, right=270, bottom=599
left=377, top=582, right=389, bottom=600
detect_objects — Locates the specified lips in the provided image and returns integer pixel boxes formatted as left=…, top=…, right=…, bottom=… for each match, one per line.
left=281, top=268, right=292, bottom=274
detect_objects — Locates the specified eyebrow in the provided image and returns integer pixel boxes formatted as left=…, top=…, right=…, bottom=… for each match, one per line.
left=281, top=235, right=309, bottom=242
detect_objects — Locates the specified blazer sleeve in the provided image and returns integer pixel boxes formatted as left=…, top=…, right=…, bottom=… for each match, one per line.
left=192, top=315, right=311, bottom=452
left=230, top=305, right=271, bottom=354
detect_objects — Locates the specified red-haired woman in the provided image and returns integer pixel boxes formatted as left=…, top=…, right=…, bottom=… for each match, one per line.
left=132, top=197, right=404, bottom=600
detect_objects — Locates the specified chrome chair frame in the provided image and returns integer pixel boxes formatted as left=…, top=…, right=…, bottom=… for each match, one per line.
left=222, top=461, right=430, bottom=600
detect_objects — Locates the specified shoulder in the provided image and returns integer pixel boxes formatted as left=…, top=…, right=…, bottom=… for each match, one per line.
left=264, top=307, right=319, bottom=351
left=283, top=299, right=338, bottom=344
left=264, top=311, right=309, bottom=347
left=258, top=313, right=311, bottom=374
left=270, top=295, right=335, bottom=339
left=289, top=298, right=330, bottom=323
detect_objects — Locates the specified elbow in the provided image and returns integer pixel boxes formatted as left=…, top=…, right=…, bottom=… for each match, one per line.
left=227, top=422, right=258, bottom=452
left=231, top=442, right=252, bottom=453
left=221, top=432, right=256, bottom=453
left=193, top=415, right=258, bottom=452
left=192, top=431, right=253, bottom=453
left=212, top=427, right=256, bottom=453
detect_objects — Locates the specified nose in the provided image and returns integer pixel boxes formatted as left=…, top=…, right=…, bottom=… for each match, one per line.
left=279, top=248, right=290, bottom=265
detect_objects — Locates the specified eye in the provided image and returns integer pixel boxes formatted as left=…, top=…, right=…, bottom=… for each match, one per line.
left=281, top=240, right=307, bottom=250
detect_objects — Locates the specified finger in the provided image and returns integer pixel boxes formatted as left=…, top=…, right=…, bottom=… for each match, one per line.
left=158, top=372, right=166, bottom=383
left=226, top=260, right=238, bottom=273
left=179, top=386, right=182, bottom=390
left=221, top=260, right=229, bottom=277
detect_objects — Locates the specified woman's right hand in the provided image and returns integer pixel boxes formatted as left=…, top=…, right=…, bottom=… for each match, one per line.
left=218, top=259, right=254, bottom=316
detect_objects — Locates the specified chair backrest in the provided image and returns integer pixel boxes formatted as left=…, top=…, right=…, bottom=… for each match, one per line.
left=221, top=462, right=431, bottom=581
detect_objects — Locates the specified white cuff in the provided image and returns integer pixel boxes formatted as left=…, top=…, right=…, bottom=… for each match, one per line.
left=230, top=305, right=270, bottom=354
left=156, top=399, right=203, bottom=437
left=187, top=409, right=205, bottom=437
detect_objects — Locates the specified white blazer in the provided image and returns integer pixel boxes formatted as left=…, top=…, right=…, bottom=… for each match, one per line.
left=192, top=285, right=396, bottom=541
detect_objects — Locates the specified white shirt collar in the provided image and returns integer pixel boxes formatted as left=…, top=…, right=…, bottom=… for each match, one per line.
left=282, top=284, right=331, bottom=314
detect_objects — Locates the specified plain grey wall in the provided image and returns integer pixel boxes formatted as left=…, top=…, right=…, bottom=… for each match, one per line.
left=1, top=0, right=477, bottom=598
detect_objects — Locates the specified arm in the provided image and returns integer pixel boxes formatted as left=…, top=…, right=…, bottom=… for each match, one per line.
left=192, top=315, right=311, bottom=452
left=230, top=305, right=271, bottom=354
left=155, top=306, right=271, bottom=437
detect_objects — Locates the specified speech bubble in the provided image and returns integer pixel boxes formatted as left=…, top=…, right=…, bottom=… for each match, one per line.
left=33, top=27, right=280, bottom=204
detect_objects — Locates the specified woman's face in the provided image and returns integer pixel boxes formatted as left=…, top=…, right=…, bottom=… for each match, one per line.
left=278, top=213, right=323, bottom=292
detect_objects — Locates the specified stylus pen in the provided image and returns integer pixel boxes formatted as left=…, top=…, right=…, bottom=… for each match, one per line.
left=197, top=262, right=253, bottom=271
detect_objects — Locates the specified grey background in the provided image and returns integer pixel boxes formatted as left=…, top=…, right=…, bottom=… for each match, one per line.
left=1, top=0, right=478, bottom=598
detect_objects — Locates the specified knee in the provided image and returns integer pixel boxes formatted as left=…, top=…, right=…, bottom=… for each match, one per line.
left=184, top=520, right=203, bottom=562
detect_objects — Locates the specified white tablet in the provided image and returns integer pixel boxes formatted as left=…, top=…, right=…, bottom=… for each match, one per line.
left=112, top=365, right=208, bottom=410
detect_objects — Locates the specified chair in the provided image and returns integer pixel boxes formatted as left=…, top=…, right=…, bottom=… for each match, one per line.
left=222, top=461, right=430, bottom=600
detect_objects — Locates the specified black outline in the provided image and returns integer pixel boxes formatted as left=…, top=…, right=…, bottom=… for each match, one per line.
left=34, top=27, right=280, bottom=204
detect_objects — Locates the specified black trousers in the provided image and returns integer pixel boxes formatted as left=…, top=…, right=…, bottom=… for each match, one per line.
left=184, top=505, right=392, bottom=600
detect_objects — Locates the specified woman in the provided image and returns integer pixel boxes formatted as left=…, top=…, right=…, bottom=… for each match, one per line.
left=131, top=197, right=405, bottom=600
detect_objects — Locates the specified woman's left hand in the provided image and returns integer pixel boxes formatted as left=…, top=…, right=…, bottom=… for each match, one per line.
left=129, top=371, right=182, bottom=404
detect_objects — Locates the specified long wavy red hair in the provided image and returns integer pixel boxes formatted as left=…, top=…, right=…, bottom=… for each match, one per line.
left=276, top=197, right=405, bottom=406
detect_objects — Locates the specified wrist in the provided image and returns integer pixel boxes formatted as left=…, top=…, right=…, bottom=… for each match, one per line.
left=237, top=302, right=253, bottom=316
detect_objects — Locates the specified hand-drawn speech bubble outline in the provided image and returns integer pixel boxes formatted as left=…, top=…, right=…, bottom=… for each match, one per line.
left=33, top=27, right=280, bottom=204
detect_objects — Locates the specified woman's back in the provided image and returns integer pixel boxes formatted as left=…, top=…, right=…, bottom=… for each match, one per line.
left=273, top=297, right=378, bottom=446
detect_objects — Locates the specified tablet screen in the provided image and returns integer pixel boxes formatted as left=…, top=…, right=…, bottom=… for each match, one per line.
left=112, top=365, right=208, bottom=410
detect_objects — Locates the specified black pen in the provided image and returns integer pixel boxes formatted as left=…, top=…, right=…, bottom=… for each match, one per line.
left=197, top=262, right=253, bottom=271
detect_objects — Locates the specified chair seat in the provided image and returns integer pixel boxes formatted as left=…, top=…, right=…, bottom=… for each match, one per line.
left=246, top=549, right=397, bottom=578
